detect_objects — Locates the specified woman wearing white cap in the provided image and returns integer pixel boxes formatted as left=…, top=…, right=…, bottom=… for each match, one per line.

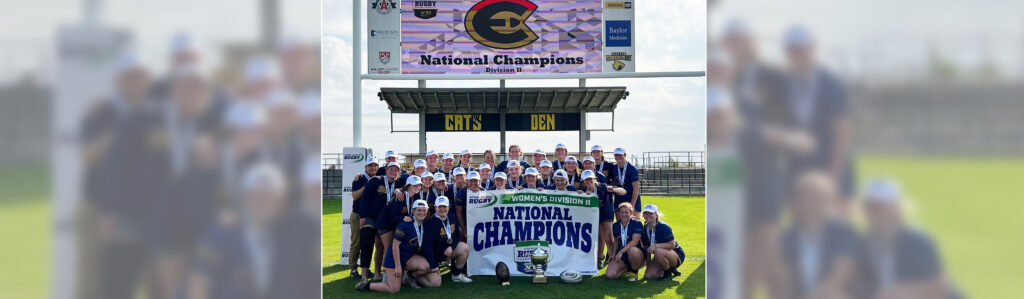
left=425, top=151, right=441, bottom=174
left=582, top=156, right=609, bottom=184
left=376, top=150, right=404, bottom=176
left=357, top=162, right=408, bottom=285
left=562, top=156, right=582, bottom=190
left=517, top=167, right=545, bottom=190
left=412, top=159, right=429, bottom=177
left=590, top=145, right=615, bottom=179
left=504, top=161, right=524, bottom=189
left=552, top=143, right=569, bottom=171
left=607, top=202, right=645, bottom=281
left=457, top=150, right=475, bottom=174
left=611, top=148, right=642, bottom=216
left=426, top=173, right=456, bottom=216
left=495, top=144, right=531, bottom=174
left=455, top=172, right=485, bottom=250
left=419, top=172, right=434, bottom=194
left=349, top=158, right=379, bottom=278
left=491, top=172, right=509, bottom=190
left=427, top=196, right=472, bottom=283
left=378, top=176, right=427, bottom=261
left=580, top=170, right=627, bottom=269
left=532, top=149, right=547, bottom=169
left=356, top=200, right=441, bottom=292
left=440, top=153, right=456, bottom=181
left=538, top=160, right=554, bottom=187
left=477, top=163, right=494, bottom=189
left=641, top=204, right=685, bottom=280
left=550, top=169, right=576, bottom=191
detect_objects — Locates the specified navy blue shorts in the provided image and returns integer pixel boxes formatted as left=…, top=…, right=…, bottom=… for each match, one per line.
left=600, top=203, right=615, bottom=222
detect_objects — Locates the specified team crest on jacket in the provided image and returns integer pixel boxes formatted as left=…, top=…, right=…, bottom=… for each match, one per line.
left=377, top=185, right=386, bottom=193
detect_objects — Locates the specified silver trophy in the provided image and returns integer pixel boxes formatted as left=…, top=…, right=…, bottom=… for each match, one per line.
left=530, top=248, right=549, bottom=284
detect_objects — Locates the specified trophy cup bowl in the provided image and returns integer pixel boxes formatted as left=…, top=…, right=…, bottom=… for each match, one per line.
left=530, top=248, right=549, bottom=284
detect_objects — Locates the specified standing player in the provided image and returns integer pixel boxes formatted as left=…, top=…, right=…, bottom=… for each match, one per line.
left=550, top=170, right=576, bottom=191
left=455, top=171, right=485, bottom=247
left=377, top=175, right=425, bottom=265
left=425, top=150, right=440, bottom=174
left=440, top=153, right=456, bottom=181
left=606, top=202, right=645, bottom=281
left=553, top=143, right=582, bottom=171
left=457, top=150, right=474, bottom=173
left=590, top=145, right=616, bottom=179
left=477, top=163, right=494, bottom=190
left=538, top=160, right=554, bottom=187
left=518, top=167, right=545, bottom=190
left=610, top=148, right=642, bottom=217
left=349, top=158, right=379, bottom=278
left=641, top=204, right=685, bottom=281
left=412, top=159, right=428, bottom=177
left=426, top=173, right=455, bottom=216
left=358, top=162, right=408, bottom=285
left=490, top=172, right=509, bottom=191
left=532, top=149, right=547, bottom=169
left=582, top=156, right=609, bottom=184
left=504, top=161, right=524, bottom=189
left=482, top=150, right=497, bottom=179
left=376, top=150, right=404, bottom=176
left=495, top=145, right=530, bottom=174
left=581, top=170, right=626, bottom=269
left=356, top=200, right=441, bottom=292
left=429, top=197, right=472, bottom=283
left=562, top=156, right=582, bottom=190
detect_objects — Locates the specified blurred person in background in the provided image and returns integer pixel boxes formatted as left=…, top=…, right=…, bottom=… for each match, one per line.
left=780, top=26, right=855, bottom=219
left=220, top=100, right=268, bottom=193
left=296, top=91, right=321, bottom=157
left=189, top=163, right=288, bottom=299
left=267, top=156, right=322, bottom=299
left=781, top=171, right=858, bottom=299
left=722, top=20, right=813, bottom=298
left=358, top=162, right=409, bottom=284
left=151, top=33, right=201, bottom=103
left=276, top=36, right=319, bottom=96
left=855, top=180, right=962, bottom=299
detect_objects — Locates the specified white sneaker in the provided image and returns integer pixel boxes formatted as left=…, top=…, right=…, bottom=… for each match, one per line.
left=454, top=274, right=473, bottom=283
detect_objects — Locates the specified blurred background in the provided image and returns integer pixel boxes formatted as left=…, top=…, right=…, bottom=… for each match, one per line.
left=0, top=0, right=320, bottom=298
left=708, top=0, right=1024, bottom=298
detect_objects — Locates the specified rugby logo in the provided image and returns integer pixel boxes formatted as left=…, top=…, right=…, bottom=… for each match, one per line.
left=413, top=0, right=438, bottom=19
left=379, top=51, right=391, bottom=64
left=513, top=240, right=549, bottom=274
left=465, top=0, right=538, bottom=49
left=371, top=0, right=397, bottom=15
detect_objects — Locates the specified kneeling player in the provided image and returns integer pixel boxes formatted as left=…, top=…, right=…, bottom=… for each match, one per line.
left=606, top=202, right=645, bottom=281
left=356, top=200, right=441, bottom=292
left=641, top=204, right=686, bottom=280
left=430, top=196, right=472, bottom=283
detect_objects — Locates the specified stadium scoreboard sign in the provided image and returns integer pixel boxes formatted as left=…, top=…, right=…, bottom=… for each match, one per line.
left=368, top=0, right=635, bottom=75
left=425, top=113, right=581, bottom=132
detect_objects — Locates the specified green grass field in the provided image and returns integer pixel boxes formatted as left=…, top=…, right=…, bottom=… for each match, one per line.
left=321, top=196, right=707, bottom=299
left=0, top=165, right=50, bottom=299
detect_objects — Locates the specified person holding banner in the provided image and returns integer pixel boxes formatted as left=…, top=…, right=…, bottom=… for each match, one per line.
left=378, top=175, right=426, bottom=262
left=607, top=202, right=646, bottom=281
left=611, top=148, right=642, bottom=216
left=358, top=162, right=408, bottom=285
left=580, top=169, right=627, bottom=269
left=504, top=161, right=524, bottom=189
left=454, top=171, right=484, bottom=241
left=518, top=167, right=546, bottom=190
left=532, top=149, right=547, bottom=168
left=582, top=156, right=609, bottom=184
left=590, top=145, right=616, bottom=179
left=477, top=163, right=493, bottom=190
left=425, top=150, right=440, bottom=174
left=349, top=158, right=379, bottom=278
left=538, top=160, right=554, bottom=187
left=550, top=169, right=577, bottom=191
left=641, top=204, right=685, bottom=281
left=490, top=172, right=509, bottom=191
left=495, top=144, right=531, bottom=174
left=356, top=200, right=441, bottom=292
left=429, top=196, right=473, bottom=283
left=563, top=156, right=583, bottom=190
left=457, top=150, right=474, bottom=173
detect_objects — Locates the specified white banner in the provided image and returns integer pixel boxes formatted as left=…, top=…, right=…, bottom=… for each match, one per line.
left=601, top=0, right=635, bottom=72
left=467, top=189, right=599, bottom=276
left=367, top=0, right=401, bottom=74
left=340, top=147, right=370, bottom=265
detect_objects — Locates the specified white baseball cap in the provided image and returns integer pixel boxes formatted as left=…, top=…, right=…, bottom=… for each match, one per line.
left=453, top=167, right=466, bottom=176
left=478, top=163, right=491, bottom=170
left=412, top=199, right=429, bottom=209
left=539, top=160, right=552, bottom=168
left=642, top=204, right=658, bottom=214
left=565, top=156, right=577, bottom=163
left=864, top=179, right=901, bottom=204
left=507, top=160, right=520, bottom=168
left=460, top=150, right=472, bottom=156
left=420, top=172, right=432, bottom=179
left=434, top=196, right=450, bottom=207
left=613, top=148, right=626, bottom=156
left=583, top=156, right=595, bottom=163
left=414, top=159, right=427, bottom=169
left=554, top=169, right=568, bottom=178
left=365, top=158, right=379, bottom=166
left=385, top=150, right=398, bottom=158
left=386, top=161, right=401, bottom=169
left=524, top=167, right=539, bottom=176
left=443, top=153, right=455, bottom=161
left=406, top=175, right=422, bottom=186
left=590, top=145, right=603, bottom=152
left=555, top=143, right=567, bottom=150
left=534, top=149, right=546, bottom=156
left=581, top=170, right=596, bottom=180
left=467, top=171, right=481, bottom=181
left=426, top=150, right=438, bottom=158
left=494, top=172, right=508, bottom=180
left=433, top=173, right=447, bottom=181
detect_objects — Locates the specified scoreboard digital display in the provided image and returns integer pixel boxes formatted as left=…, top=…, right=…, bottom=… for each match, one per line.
left=425, top=113, right=581, bottom=132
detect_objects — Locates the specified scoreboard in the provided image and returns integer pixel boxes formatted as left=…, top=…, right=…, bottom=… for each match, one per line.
left=425, top=113, right=581, bottom=132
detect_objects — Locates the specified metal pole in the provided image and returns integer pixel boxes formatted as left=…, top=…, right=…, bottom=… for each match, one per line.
left=500, top=111, right=507, bottom=158
left=419, top=111, right=427, bottom=153
left=260, top=0, right=279, bottom=52
left=418, top=80, right=426, bottom=88
left=352, top=0, right=362, bottom=147
left=579, top=112, right=587, bottom=153
left=500, top=79, right=506, bottom=88
left=578, top=78, right=586, bottom=87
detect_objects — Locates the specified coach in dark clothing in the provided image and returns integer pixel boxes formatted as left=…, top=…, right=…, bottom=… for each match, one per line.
left=853, top=180, right=962, bottom=299
left=357, top=162, right=408, bottom=284
left=781, top=171, right=858, bottom=299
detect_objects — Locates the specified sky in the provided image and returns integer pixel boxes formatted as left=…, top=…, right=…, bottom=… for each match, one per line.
left=322, top=0, right=709, bottom=156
